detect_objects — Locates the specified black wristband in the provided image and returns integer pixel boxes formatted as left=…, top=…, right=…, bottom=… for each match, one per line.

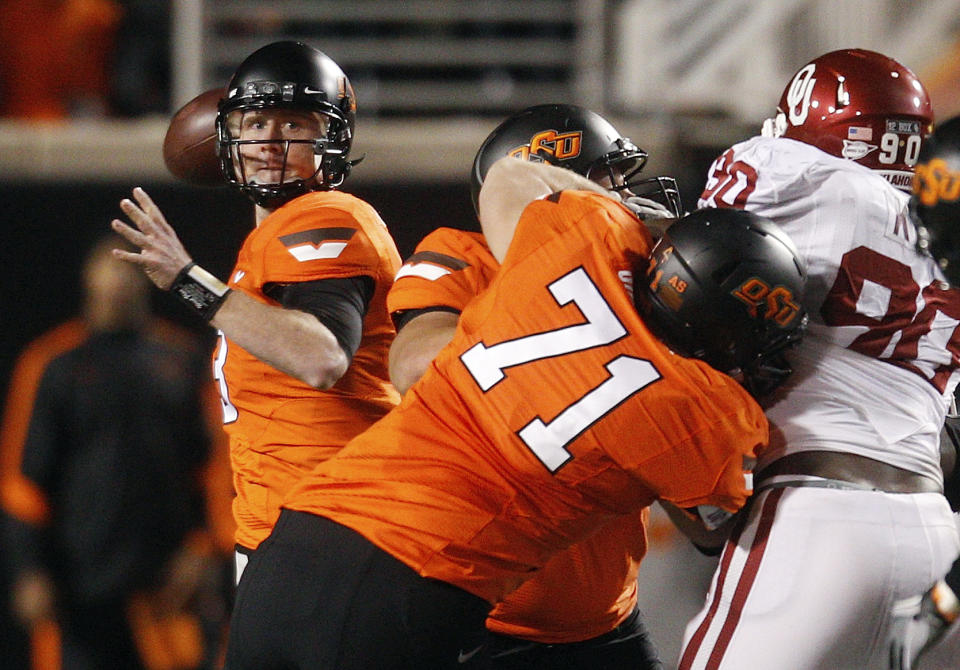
left=170, top=262, right=231, bottom=321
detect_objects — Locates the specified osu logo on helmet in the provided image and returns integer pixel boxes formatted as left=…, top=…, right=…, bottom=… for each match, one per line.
left=732, top=278, right=802, bottom=327
left=913, top=158, right=960, bottom=208
left=508, top=130, right=583, bottom=163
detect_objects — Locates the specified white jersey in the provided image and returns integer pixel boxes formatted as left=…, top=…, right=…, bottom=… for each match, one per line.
left=699, top=135, right=960, bottom=482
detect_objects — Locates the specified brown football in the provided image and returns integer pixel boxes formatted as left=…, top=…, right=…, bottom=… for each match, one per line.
left=163, top=88, right=225, bottom=186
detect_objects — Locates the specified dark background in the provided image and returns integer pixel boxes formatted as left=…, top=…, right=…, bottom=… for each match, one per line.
left=0, top=180, right=478, bottom=404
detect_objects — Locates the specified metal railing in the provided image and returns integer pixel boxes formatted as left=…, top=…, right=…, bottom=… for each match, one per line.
left=173, top=0, right=960, bottom=125
left=2, top=0, right=957, bottom=184
left=171, top=0, right=607, bottom=117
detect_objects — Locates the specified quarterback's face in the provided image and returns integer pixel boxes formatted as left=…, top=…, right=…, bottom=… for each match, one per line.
left=228, top=109, right=327, bottom=185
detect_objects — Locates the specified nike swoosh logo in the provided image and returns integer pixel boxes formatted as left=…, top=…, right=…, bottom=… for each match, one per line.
left=457, top=645, right=484, bottom=664
left=304, top=87, right=324, bottom=95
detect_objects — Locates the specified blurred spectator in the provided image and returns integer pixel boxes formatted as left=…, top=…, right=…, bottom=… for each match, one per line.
left=0, top=0, right=122, bottom=120
left=0, top=235, right=232, bottom=670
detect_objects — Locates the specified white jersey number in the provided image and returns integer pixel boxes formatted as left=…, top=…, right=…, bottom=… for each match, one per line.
left=213, top=331, right=239, bottom=423
left=460, top=267, right=662, bottom=471
left=701, top=149, right=758, bottom=208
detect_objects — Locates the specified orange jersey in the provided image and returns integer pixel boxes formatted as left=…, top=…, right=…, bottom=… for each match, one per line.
left=388, top=226, right=648, bottom=642
left=215, top=190, right=401, bottom=550
left=0, top=320, right=87, bottom=525
left=285, top=190, right=767, bottom=605
left=387, top=229, right=497, bottom=316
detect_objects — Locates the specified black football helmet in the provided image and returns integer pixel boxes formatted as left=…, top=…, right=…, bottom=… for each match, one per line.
left=216, top=41, right=357, bottom=208
left=912, top=115, right=960, bottom=284
left=470, top=104, right=682, bottom=217
left=639, top=208, right=808, bottom=397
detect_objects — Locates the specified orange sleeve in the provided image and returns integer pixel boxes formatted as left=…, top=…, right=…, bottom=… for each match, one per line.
left=0, top=321, right=87, bottom=524
left=246, top=191, right=398, bottom=288
left=387, top=229, right=498, bottom=315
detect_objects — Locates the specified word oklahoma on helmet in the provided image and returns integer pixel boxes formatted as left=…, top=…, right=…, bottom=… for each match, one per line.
left=913, top=115, right=960, bottom=284
left=763, top=48, right=933, bottom=191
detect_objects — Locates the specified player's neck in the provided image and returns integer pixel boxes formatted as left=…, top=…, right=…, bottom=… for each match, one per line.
left=255, top=204, right=273, bottom=226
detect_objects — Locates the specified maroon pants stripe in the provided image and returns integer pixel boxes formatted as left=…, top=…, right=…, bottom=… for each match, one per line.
left=679, top=488, right=784, bottom=670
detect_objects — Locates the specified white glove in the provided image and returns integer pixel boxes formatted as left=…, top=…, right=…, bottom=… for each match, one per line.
left=761, top=112, right=787, bottom=138
left=889, top=581, right=960, bottom=669
left=621, top=196, right=675, bottom=221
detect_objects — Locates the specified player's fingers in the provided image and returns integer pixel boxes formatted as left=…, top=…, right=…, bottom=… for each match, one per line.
left=131, top=187, right=170, bottom=227
left=111, top=219, right=147, bottom=246
left=118, top=197, right=155, bottom=233
left=111, top=247, right=144, bottom=265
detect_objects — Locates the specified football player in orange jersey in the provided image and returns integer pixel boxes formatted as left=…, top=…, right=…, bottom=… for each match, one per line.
left=111, top=42, right=401, bottom=582
left=220, top=154, right=808, bottom=669
left=388, top=104, right=682, bottom=670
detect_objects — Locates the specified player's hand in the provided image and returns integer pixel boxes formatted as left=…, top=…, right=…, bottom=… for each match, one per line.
left=111, top=187, right=193, bottom=290
left=622, top=196, right=676, bottom=240
left=889, top=581, right=958, bottom=669
left=156, top=545, right=212, bottom=615
left=622, top=195, right=676, bottom=221
left=11, top=569, right=56, bottom=626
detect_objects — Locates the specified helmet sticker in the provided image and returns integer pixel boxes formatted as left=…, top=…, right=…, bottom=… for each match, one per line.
left=888, top=120, right=921, bottom=134
left=847, top=127, right=873, bottom=141
left=785, top=64, right=817, bottom=126
left=508, top=130, right=583, bottom=162
left=841, top=139, right=878, bottom=160
left=732, top=278, right=802, bottom=326
left=836, top=78, right=850, bottom=107
left=668, top=275, right=688, bottom=293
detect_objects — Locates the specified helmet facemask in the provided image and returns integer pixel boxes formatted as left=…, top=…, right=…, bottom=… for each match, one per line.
left=735, top=317, right=808, bottom=398
left=218, top=101, right=350, bottom=209
left=215, top=42, right=359, bottom=209
left=587, top=140, right=684, bottom=218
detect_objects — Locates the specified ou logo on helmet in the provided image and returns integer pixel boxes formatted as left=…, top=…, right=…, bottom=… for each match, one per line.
left=785, top=65, right=817, bottom=126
